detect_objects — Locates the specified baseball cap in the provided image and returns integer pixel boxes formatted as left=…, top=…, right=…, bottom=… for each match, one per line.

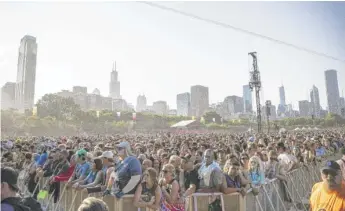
left=321, top=160, right=340, bottom=173
left=1, top=167, right=19, bottom=191
left=98, top=151, right=114, bottom=159
left=77, top=149, right=87, bottom=157
left=117, top=141, right=130, bottom=149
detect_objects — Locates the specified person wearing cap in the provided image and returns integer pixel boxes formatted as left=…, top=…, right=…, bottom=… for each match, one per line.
left=336, top=147, right=345, bottom=181
left=310, top=160, right=345, bottom=210
left=67, top=149, right=91, bottom=187
left=104, top=141, right=142, bottom=198
left=1, top=167, right=30, bottom=211
left=86, top=151, right=115, bottom=194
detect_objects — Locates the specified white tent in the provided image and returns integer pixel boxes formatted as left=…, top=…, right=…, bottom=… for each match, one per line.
left=279, top=128, right=287, bottom=133
left=301, top=127, right=306, bottom=130
left=294, top=127, right=300, bottom=131
left=307, top=127, right=312, bottom=130
left=314, top=127, right=319, bottom=130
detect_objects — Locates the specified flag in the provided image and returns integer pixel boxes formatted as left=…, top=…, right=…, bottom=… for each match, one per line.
left=212, top=118, right=215, bottom=122
left=132, top=113, right=136, bottom=120
left=117, top=112, right=121, bottom=117
left=96, top=111, right=100, bottom=118
left=32, top=106, right=37, bottom=116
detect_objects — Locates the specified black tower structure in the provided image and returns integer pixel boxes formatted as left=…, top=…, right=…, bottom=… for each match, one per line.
left=248, top=52, right=262, bottom=133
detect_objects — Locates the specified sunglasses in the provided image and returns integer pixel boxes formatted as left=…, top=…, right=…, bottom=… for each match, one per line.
left=162, top=170, right=170, bottom=174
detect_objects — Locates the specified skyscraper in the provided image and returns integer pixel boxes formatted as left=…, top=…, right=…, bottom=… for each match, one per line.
left=15, top=35, right=38, bottom=111
left=109, top=62, right=121, bottom=99
left=243, top=85, right=252, bottom=113
left=278, top=86, right=286, bottom=114
left=176, top=92, right=191, bottom=116
left=325, top=69, right=340, bottom=114
left=1, top=82, right=16, bottom=109
left=152, top=101, right=168, bottom=115
left=223, top=96, right=244, bottom=115
left=310, top=85, right=321, bottom=117
left=136, top=95, right=147, bottom=112
left=298, top=100, right=310, bottom=117
left=191, top=85, right=209, bottom=117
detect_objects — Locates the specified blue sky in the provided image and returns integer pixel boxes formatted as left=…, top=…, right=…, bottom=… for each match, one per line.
left=0, top=1, right=344, bottom=110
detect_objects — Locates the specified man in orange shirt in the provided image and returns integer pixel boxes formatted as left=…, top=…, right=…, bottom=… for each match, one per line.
left=310, top=160, right=345, bottom=211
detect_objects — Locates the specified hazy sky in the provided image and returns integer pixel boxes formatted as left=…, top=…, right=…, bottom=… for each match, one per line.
left=0, top=1, right=344, bottom=110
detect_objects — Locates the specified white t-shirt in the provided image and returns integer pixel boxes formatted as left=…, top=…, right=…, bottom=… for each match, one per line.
left=336, top=157, right=345, bottom=181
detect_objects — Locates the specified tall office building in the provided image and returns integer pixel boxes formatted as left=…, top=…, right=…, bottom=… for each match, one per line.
left=1, top=82, right=16, bottom=109
left=298, top=100, right=310, bottom=117
left=176, top=92, right=191, bottom=116
left=243, top=85, right=252, bottom=113
left=278, top=86, right=286, bottom=114
left=152, top=101, right=168, bottom=115
left=15, top=35, right=38, bottom=111
left=191, top=85, right=209, bottom=117
left=310, top=85, right=321, bottom=117
left=136, top=95, right=147, bottom=112
left=223, top=95, right=244, bottom=115
left=109, top=62, right=121, bottom=99
left=325, top=69, right=340, bottom=114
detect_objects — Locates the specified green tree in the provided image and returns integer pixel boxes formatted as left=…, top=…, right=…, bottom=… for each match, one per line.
left=202, top=111, right=221, bottom=124
left=36, top=94, right=81, bottom=120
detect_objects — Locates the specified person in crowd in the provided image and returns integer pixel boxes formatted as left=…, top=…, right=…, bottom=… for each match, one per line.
left=1, top=167, right=30, bottom=211
left=336, top=147, right=345, bottom=181
left=73, top=158, right=104, bottom=189
left=87, top=151, right=115, bottom=194
left=277, top=142, right=296, bottom=173
left=265, top=150, right=286, bottom=181
left=159, top=164, right=184, bottom=211
left=105, top=141, right=142, bottom=198
left=133, top=167, right=162, bottom=210
left=248, top=156, right=265, bottom=186
left=309, top=160, right=345, bottom=210
left=181, top=154, right=199, bottom=197
left=142, top=159, right=153, bottom=172
left=51, top=154, right=77, bottom=183
left=221, top=161, right=247, bottom=196
left=78, top=197, right=109, bottom=211
left=68, top=149, right=91, bottom=187
left=198, top=149, right=223, bottom=193
left=169, top=155, right=184, bottom=193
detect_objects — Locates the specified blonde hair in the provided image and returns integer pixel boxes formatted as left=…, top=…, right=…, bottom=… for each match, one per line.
left=78, top=197, right=109, bottom=211
left=162, top=164, right=176, bottom=178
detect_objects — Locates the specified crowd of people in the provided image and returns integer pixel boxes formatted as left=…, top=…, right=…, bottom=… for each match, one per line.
left=1, top=129, right=345, bottom=211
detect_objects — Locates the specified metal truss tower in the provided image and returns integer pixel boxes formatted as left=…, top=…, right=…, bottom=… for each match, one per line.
left=248, top=52, right=262, bottom=133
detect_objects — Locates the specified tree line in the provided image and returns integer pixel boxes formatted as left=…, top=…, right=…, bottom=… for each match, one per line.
left=1, top=94, right=345, bottom=136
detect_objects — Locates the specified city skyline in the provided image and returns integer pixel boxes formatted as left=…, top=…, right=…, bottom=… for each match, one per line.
left=1, top=2, right=344, bottom=110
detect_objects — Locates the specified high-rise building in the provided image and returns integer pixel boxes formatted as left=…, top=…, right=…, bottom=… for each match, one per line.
left=191, top=85, right=209, bottom=117
left=298, top=100, right=310, bottom=117
left=73, top=86, right=87, bottom=94
left=1, top=82, right=16, bottom=109
left=136, top=95, right=147, bottom=112
left=15, top=35, right=38, bottom=111
left=176, top=92, right=191, bottom=116
left=109, top=62, right=121, bottom=99
left=262, top=104, right=277, bottom=120
left=243, top=85, right=252, bottom=113
left=278, top=86, right=286, bottom=114
left=310, top=85, right=321, bottom=118
left=325, top=69, right=340, bottom=114
left=152, top=101, right=168, bottom=115
left=339, top=97, right=345, bottom=109
left=223, top=96, right=244, bottom=115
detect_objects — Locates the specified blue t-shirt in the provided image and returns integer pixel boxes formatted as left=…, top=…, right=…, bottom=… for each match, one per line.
left=76, top=162, right=91, bottom=179
left=1, top=203, right=14, bottom=211
left=36, top=152, right=48, bottom=167
left=85, top=171, right=97, bottom=184
left=316, top=147, right=326, bottom=157
left=115, top=156, right=142, bottom=192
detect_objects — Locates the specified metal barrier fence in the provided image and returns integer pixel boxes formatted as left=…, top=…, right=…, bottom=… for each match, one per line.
left=20, top=153, right=340, bottom=211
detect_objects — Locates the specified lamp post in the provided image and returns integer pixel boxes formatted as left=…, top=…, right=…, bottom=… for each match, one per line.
left=265, top=100, right=272, bottom=134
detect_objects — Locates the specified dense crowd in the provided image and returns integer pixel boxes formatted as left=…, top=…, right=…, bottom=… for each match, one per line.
left=1, top=129, right=345, bottom=211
